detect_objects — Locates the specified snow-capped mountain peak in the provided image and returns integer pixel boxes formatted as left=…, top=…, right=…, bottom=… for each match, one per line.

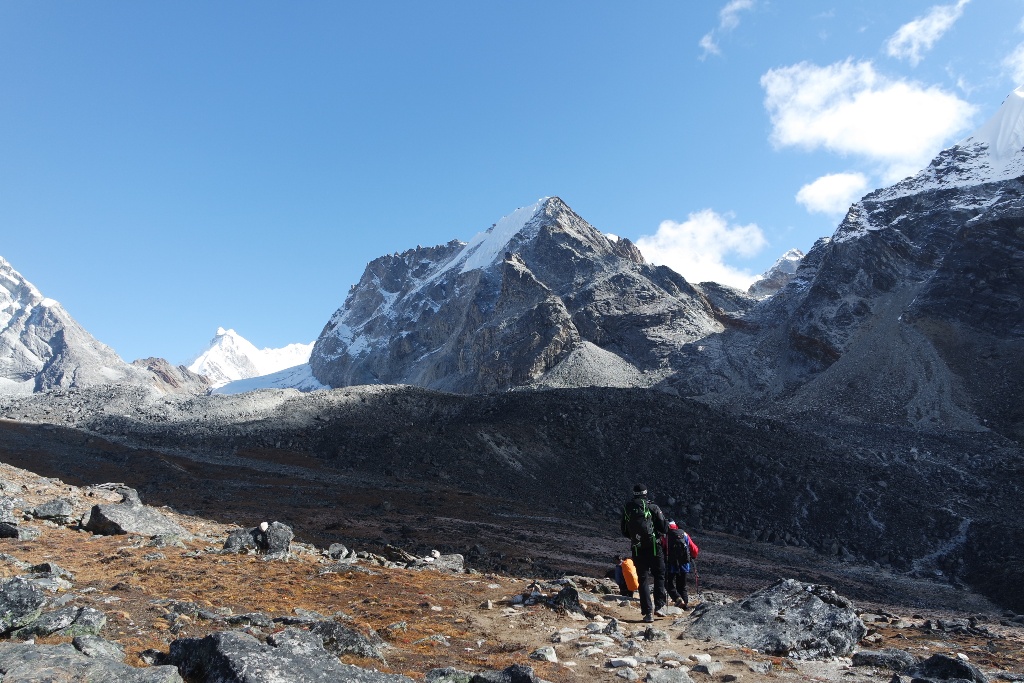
left=876, top=86, right=1024, bottom=200
left=187, top=329, right=313, bottom=389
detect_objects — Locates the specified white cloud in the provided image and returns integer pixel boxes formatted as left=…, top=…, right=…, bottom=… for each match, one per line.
left=1003, top=43, right=1024, bottom=85
left=761, top=59, right=976, bottom=182
left=720, top=0, right=754, bottom=30
left=700, top=0, right=755, bottom=59
left=698, top=33, right=720, bottom=59
left=886, top=0, right=970, bottom=66
left=796, top=173, right=869, bottom=214
left=635, top=209, right=767, bottom=288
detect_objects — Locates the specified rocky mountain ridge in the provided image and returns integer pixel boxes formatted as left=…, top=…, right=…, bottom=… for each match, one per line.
left=309, top=197, right=722, bottom=394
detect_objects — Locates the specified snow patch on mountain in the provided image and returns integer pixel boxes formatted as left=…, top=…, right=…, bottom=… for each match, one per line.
left=876, top=86, right=1024, bottom=201
left=459, top=199, right=546, bottom=273
left=187, top=328, right=313, bottom=388
left=212, top=363, right=327, bottom=395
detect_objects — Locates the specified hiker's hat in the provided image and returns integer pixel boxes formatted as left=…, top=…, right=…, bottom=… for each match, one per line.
left=633, top=484, right=647, bottom=495
left=668, top=521, right=678, bottom=529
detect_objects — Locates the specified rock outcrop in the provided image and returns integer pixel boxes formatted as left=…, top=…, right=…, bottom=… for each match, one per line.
left=685, top=579, right=867, bottom=658
left=84, top=487, right=191, bottom=538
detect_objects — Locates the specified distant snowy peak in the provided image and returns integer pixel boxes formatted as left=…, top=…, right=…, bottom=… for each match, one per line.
left=748, top=248, right=804, bottom=299
left=187, top=328, right=313, bottom=389
left=876, top=86, right=1024, bottom=201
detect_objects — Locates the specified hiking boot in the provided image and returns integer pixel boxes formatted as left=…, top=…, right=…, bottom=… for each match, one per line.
left=673, top=598, right=684, bottom=608
left=642, top=613, right=654, bottom=623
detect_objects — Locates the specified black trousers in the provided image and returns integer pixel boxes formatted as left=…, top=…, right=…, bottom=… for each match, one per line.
left=632, top=551, right=666, bottom=615
left=666, top=565, right=689, bottom=604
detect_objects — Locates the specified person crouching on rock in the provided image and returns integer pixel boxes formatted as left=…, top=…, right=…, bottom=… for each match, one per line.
left=620, top=483, right=668, bottom=623
left=661, top=521, right=699, bottom=609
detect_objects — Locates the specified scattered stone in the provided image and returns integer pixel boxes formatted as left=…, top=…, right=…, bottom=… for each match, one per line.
left=692, top=661, right=724, bottom=675
left=609, top=656, right=639, bottom=668
left=852, top=648, right=918, bottom=672
left=744, top=661, right=771, bottom=674
left=642, top=626, right=668, bottom=642
left=685, top=579, right=867, bottom=659
left=327, top=542, right=349, bottom=559
left=530, top=646, right=557, bottom=662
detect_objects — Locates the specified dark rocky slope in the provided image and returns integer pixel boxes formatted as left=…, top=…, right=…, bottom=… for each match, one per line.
left=1, top=384, right=1021, bottom=612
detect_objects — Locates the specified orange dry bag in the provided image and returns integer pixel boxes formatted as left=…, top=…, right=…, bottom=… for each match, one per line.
left=622, top=558, right=639, bottom=592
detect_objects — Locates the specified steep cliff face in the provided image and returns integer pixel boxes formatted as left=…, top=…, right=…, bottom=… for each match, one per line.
left=310, top=197, right=721, bottom=393
left=666, top=90, right=1024, bottom=438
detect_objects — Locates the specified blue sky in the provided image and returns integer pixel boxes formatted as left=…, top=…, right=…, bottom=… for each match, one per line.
left=2, top=1, right=1023, bottom=364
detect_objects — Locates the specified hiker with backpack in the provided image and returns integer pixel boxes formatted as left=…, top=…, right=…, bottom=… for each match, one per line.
left=661, top=520, right=699, bottom=609
left=620, top=483, right=668, bottom=623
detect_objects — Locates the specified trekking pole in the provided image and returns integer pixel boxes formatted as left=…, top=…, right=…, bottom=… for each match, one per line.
left=693, top=559, right=701, bottom=601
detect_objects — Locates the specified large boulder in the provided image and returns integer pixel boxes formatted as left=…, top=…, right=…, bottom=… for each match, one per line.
left=685, top=579, right=867, bottom=658
left=222, top=521, right=292, bottom=558
left=0, top=578, right=47, bottom=635
left=0, top=641, right=182, bottom=682
left=908, top=654, right=989, bottom=683
left=167, top=628, right=415, bottom=682
left=84, top=487, right=190, bottom=538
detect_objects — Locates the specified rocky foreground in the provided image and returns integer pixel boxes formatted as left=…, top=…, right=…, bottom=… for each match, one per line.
left=0, top=461, right=1022, bottom=683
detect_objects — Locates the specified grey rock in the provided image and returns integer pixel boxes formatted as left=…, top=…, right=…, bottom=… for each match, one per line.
left=309, top=619, right=387, bottom=662
left=29, top=561, right=73, bottom=581
left=30, top=498, right=75, bottom=524
left=647, top=670, right=694, bottom=683
left=692, top=662, right=724, bottom=675
left=424, top=665, right=549, bottom=682
left=72, top=635, right=126, bottom=661
left=11, top=606, right=105, bottom=638
left=327, top=542, right=349, bottom=559
left=685, top=579, right=867, bottom=659
left=167, top=628, right=415, bottom=682
left=642, top=626, right=669, bottom=642
left=530, top=646, right=557, bottom=662
left=0, top=641, right=182, bottom=682
left=84, top=488, right=190, bottom=538
left=0, top=577, right=47, bottom=635
left=224, top=522, right=292, bottom=558
left=0, top=497, right=17, bottom=524
left=908, top=653, right=989, bottom=683
left=852, top=648, right=918, bottom=671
